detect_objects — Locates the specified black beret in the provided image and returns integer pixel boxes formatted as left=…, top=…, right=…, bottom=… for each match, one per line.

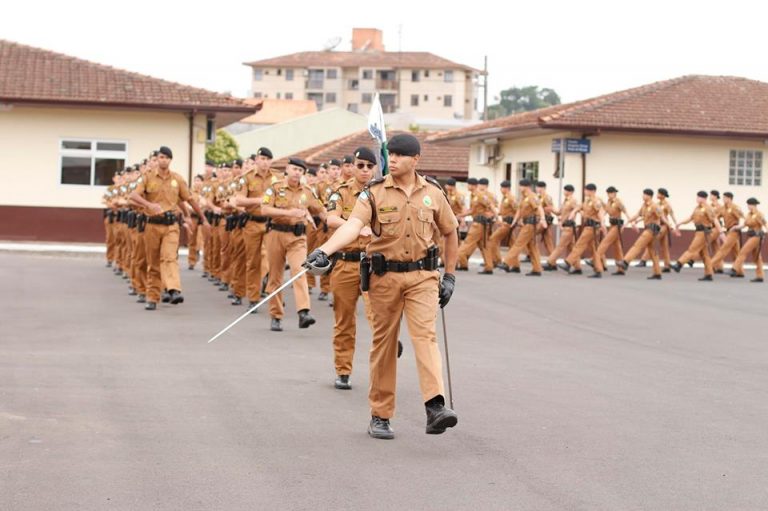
left=329, top=159, right=342, bottom=167
left=658, top=188, right=669, bottom=198
left=342, top=155, right=355, bottom=164
left=564, top=184, right=575, bottom=192
left=142, top=159, right=148, bottom=165
left=747, top=197, right=760, bottom=205
left=387, top=133, right=421, bottom=157
left=205, top=159, right=215, bottom=166
left=467, top=177, right=478, bottom=185
left=478, top=178, right=489, bottom=185
left=445, top=178, right=457, bottom=186
left=710, top=190, right=720, bottom=198
left=353, top=147, right=377, bottom=164
left=697, top=191, right=708, bottom=198
left=124, top=166, right=132, bottom=172
left=257, top=147, right=273, bottom=159
left=643, top=188, right=654, bottom=196
left=723, top=191, right=734, bottom=199
left=220, top=161, right=231, bottom=169
left=500, top=180, right=511, bottom=188
left=158, top=146, right=173, bottom=159
left=536, top=181, right=547, bottom=188
left=519, top=179, right=532, bottom=187
left=585, top=183, right=597, bottom=191
left=307, top=167, right=317, bottom=176
left=319, top=163, right=329, bottom=169
left=132, top=164, right=141, bottom=171
left=288, top=157, right=307, bottom=171
left=606, top=186, right=618, bottom=193
left=151, top=150, right=159, bottom=157
left=233, top=159, right=244, bottom=167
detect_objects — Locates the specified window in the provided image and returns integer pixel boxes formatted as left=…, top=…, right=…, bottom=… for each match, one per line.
left=277, top=69, right=282, bottom=76
left=424, top=70, right=430, bottom=78
left=362, top=69, right=373, bottom=80
left=307, top=69, right=324, bottom=89
left=729, top=150, right=763, bottom=186
left=253, top=69, right=263, bottom=81
left=285, top=92, right=294, bottom=100
left=444, top=95, right=453, bottom=107
left=411, top=70, right=420, bottom=82
left=286, top=69, right=294, bottom=81
left=517, top=161, right=539, bottom=182
left=347, top=103, right=359, bottom=113
left=206, top=118, right=216, bottom=143
left=348, top=79, right=359, bottom=90
left=60, top=139, right=126, bottom=186
left=307, top=92, right=323, bottom=109
left=444, top=70, right=454, bottom=82
left=423, top=94, right=429, bottom=102
left=326, top=69, right=338, bottom=79
left=411, top=94, right=419, bottom=106
left=253, top=92, right=262, bottom=98
left=362, top=93, right=373, bottom=104
left=325, top=92, right=336, bottom=103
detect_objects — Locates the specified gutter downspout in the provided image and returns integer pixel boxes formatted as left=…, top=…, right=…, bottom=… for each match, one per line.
left=188, top=110, right=197, bottom=185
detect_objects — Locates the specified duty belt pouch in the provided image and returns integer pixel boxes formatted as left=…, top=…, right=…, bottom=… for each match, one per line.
left=546, top=215, right=554, bottom=225
left=239, top=214, right=248, bottom=228
left=424, top=246, right=439, bottom=271
left=360, top=255, right=371, bottom=292
left=138, top=215, right=146, bottom=233
left=371, top=253, right=386, bottom=275
left=293, top=223, right=307, bottom=236
left=649, top=224, right=661, bottom=235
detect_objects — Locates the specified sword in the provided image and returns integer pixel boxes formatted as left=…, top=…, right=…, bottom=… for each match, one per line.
left=440, top=308, right=454, bottom=409
left=207, top=267, right=309, bottom=343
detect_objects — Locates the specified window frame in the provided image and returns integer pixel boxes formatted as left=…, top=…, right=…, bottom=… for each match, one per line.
left=729, top=149, right=763, bottom=187
left=285, top=69, right=294, bottom=81
left=362, top=69, right=373, bottom=80
left=253, top=69, right=263, bottom=81
left=59, top=138, right=127, bottom=187
left=325, top=92, right=337, bottom=104
left=444, top=94, right=453, bottom=107
left=444, top=70, right=454, bottom=83
left=410, top=94, right=419, bottom=107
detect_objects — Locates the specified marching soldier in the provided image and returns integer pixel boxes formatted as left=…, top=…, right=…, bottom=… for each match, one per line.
left=500, top=179, right=547, bottom=275
left=536, top=181, right=555, bottom=257
left=709, top=189, right=724, bottom=271
left=126, top=165, right=148, bottom=301
left=187, top=174, right=204, bottom=270
left=542, top=184, right=578, bottom=271
left=305, top=133, right=459, bottom=440
left=324, top=146, right=377, bottom=390
left=129, top=146, right=209, bottom=310
left=260, top=158, right=326, bottom=331
left=730, top=198, right=766, bottom=282
left=225, top=159, right=248, bottom=305
left=637, top=188, right=677, bottom=271
left=340, top=155, right=355, bottom=181
left=489, top=180, right=517, bottom=267
left=456, top=177, right=497, bottom=273
left=616, top=188, right=676, bottom=279
left=671, top=191, right=722, bottom=281
left=593, top=186, right=628, bottom=275
left=558, top=183, right=607, bottom=278
left=102, top=172, right=119, bottom=268
left=200, top=160, right=218, bottom=281
left=710, top=192, right=744, bottom=270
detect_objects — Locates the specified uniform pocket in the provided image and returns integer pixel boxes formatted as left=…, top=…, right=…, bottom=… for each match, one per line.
left=377, top=212, right=402, bottom=238
left=417, top=208, right=435, bottom=239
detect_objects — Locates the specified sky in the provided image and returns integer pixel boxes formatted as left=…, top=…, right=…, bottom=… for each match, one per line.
left=3, top=0, right=768, bottom=108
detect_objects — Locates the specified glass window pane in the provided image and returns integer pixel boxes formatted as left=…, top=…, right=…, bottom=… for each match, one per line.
left=737, top=178, right=744, bottom=185
left=738, top=169, right=744, bottom=176
left=730, top=150, right=736, bottom=158
left=62, top=140, right=91, bottom=150
left=729, top=177, right=735, bottom=185
left=61, top=156, right=91, bottom=185
left=96, top=142, right=125, bottom=152
left=745, top=178, right=752, bottom=186
left=94, top=158, right=123, bottom=186
left=738, top=151, right=745, bottom=159
left=755, top=178, right=762, bottom=186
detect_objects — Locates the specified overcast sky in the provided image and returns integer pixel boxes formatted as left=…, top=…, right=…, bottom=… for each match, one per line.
left=3, top=0, right=768, bottom=107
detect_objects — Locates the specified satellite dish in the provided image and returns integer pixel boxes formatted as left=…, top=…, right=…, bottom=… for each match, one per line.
left=322, top=36, right=342, bottom=51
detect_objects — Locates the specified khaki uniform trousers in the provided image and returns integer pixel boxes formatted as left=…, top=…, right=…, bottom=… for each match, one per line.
left=331, top=260, right=373, bottom=376
left=210, top=223, right=222, bottom=279
left=623, top=229, right=661, bottom=276
left=457, top=222, right=493, bottom=271
left=732, top=235, right=765, bottom=278
left=503, top=224, right=542, bottom=272
left=711, top=231, right=741, bottom=269
left=144, top=223, right=181, bottom=303
left=546, top=225, right=576, bottom=266
left=566, top=227, right=604, bottom=272
left=244, top=220, right=269, bottom=302
left=708, top=231, right=723, bottom=270
left=218, top=224, right=231, bottom=284
left=306, top=224, right=323, bottom=290
left=367, top=270, right=444, bottom=419
left=489, top=223, right=514, bottom=265
left=538, top=224, right=555, bottom=256
left=202, top=220, right=213, bottom=274
left=187, top=219, right=200, bottom=268
left=105, top=217, right=116, bottom=264
left=595, top=225, right=625, bottom=272
left=643, top=225, right=672, bottom=268
left=130, top=228, right=147, bottom=295
left=677, top=231, right=714, bottom=276
left=265, top=230, right=310, bottom=319
left=229, top=227, right=247, bottom=298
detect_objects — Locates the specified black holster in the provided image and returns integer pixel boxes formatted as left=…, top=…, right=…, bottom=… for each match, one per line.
left=360, top=255, right=371, bottom=292
left=137, top=214, right=147, bottom=233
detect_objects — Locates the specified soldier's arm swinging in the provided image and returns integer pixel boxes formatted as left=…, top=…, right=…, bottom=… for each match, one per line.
left=441, top=228, right=459, bottom=273
left=319, top=217, right=366, bottom=256
left=129, top=191, right=162, bottom=215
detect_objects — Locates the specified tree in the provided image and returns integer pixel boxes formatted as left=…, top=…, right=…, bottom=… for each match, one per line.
left=487, top=86, right=561, bottom=120
left=206, top=129, right=240, bottom=164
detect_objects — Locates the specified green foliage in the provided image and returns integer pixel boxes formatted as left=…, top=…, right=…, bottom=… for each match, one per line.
left=206, top=129, right=240, bottom=164
left=487, top=86, right=561, bottom=120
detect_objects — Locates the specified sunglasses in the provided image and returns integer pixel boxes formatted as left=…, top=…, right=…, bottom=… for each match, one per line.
left=356, top=162, right=375, bottom=170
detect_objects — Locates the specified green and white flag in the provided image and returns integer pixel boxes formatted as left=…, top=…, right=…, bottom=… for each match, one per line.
left=367, top=93, right=388, bottom=177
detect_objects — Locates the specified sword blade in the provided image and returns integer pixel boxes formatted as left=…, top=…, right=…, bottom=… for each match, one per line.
left=440, top=308, right=454, bottom=409
left=207, top=267, right=309, bottom=344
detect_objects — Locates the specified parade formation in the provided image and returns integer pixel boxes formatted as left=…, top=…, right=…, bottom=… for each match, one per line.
left=102, top=133, right=766, bottom=439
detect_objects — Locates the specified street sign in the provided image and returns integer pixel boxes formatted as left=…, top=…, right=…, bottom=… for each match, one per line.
left=551, top=138, right=591, bottom=154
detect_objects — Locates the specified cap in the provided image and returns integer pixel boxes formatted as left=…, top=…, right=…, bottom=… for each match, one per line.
left=151, top=150, right=159, bottom=157
left=256, top=147, right=273, bottom=159
left=288, top=157, right=307, bottom=171
left=564, top=184, right=575, bottom=192
left=445, top=178, right=457, bottom=186
left=658, top=188, right=669, bottom=198
left=329, top=159, right=342, bottom=167
left=710, top=190, right=720, bottom=198
left=585, top=183, right=597, bottom=191
left=220, top=161, right=231, bottom=169
left=467, top=177, right=478, bottom=185
left=158, top=146, right=173, bottom=159
left=307, top=167, right=317, bottom=176
left=478, top=178, right=489, bottom=185
left=723, top=191, right=734, bottom=199
left=500, top=180, right=511, bottom=188
left=387, top=133, right=421, bottom=157
left=353, top=147, right=377, bottom=164
left=747, top=197, right=760, bottom=205
left=536, top=181, right=546, bottom=188
left=342, top=155, right=354, bottom=164
left=319, top=163, right=328, bottom=170
left=519, top=178, right=532, bottom=187
left=697, top=191, right=708, bottom=198
left=233, top=159, right=243, bottom=167
left=606, top=186, right=618, bottom=193
left=643, top=188, right=654, bottom=196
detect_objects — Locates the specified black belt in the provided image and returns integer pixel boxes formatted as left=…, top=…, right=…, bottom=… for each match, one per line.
left=248, top=214, right=269, bottom=223
left=336, top=251, right=363, bottom=262
left=562, top=220, right=576, bottom=227
left=473, top=215, right=492, bottom=224
left=502, top=216, right=515, bottom=224
left=584, top=219, right=600, bottom=228
left=609, top=218, right=624, bottom=226
left=646, top=223, right=661, bottom=234
left=270, top=223, right=307, bottom=236
left=746, top=230, right=764, bottom=238
left=212, top=214, right=221, bottom=226
left=146, top=213, right=178, bottom=225
left=523, top=216, right=538, bottom=225
left=695, top=224, right=712, bottom=232
left=381, top=258, right=436, bottom=272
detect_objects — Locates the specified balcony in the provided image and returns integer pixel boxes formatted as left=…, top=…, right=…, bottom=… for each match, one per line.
left=375, top=79, right=398, bottom=90
left=306, top=79, right=325, bottom=90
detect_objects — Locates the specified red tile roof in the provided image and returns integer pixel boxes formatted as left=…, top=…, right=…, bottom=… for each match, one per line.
left=430, top=75, right=768, bottom=141
left=0, top=39, right=255, bottom=113
left=273, top=130, right=470, bottom=178
left=244, top=51, right=479, bottom=72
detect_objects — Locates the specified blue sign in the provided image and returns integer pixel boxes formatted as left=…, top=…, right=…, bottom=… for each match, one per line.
left=551, top=138, right=591, bottom=154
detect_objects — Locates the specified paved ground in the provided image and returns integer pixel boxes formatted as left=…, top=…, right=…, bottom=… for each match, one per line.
left=1, top=252, right=767, bottom=511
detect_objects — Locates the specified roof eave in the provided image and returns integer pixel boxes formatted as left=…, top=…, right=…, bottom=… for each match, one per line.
left=0, top=97, right=256, bottom=115
left=541, top=122, right=768, bottom=140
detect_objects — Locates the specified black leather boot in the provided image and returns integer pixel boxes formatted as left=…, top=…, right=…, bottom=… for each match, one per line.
left=425, top=396, right=458, bottom=435
left=298, top=309, right=316, bottom=328
left=368, top=416, right=395, bottom=439
left=334, top=375, right=351, bottom=390
left=270, top=318, right=282, bottom=331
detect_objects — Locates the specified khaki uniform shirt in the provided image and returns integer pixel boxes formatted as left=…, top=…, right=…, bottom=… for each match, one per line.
left=134, top=170, right=190, bottom=213
left=641, top=201, right=664, bottom=226
left=691, top=204, right=717, bottom=228
left=469, top=190, right=495, bottom=217
left=581, top=196, right=603, bottom=221
left=518, top=193, right=540, bottom=218
left=447, top=190, right=466, bottom=217
left=328, top=178, right=370, bottom=252
left=244, top=170, right=278, bottom=215
left=720, top=204, right=743, bottom=230
left=262, top=180, right=324, bottom=226
left=745, top=211, right=766, bottom=231
left=605, top=197, right=624, bottom=219
left=499, top=193, right=517, bottom=217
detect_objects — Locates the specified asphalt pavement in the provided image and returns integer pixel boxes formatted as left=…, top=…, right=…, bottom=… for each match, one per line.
left=1, top=252, right=767, bottom=510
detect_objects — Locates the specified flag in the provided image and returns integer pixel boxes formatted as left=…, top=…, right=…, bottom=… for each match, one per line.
left=367, top=93, right=388, bottom=177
